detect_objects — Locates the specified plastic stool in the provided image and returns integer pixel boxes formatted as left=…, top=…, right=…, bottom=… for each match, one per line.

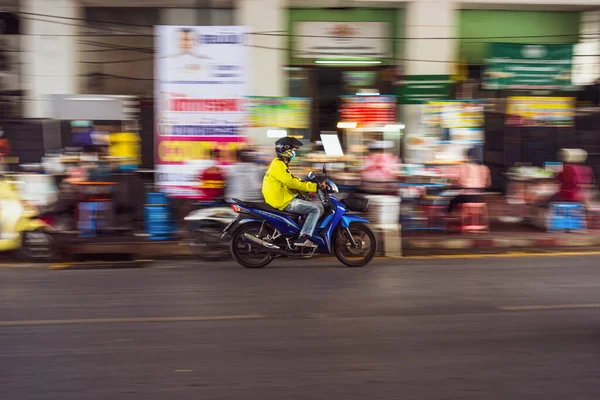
left=418, top=204, right=447, bottom=230
left=417, top=196, right=449, bottom=231
left=586, top=203, right=600, bottom=229
left=549, top=202, right=586, bottom=232
left=459, top=203, right=489, bottom=233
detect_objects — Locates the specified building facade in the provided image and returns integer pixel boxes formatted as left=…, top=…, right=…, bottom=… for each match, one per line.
left=10, top=0, right=600, bottom=139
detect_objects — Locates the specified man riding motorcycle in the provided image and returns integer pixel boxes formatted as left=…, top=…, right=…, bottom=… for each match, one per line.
left=262, top=137, right=326, bottom=248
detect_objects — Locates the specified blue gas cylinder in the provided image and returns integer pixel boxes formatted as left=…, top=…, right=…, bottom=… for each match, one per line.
left=144, top=192, right=174, bottom=240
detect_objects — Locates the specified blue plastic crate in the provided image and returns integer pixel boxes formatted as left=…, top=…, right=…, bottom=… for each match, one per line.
left=548, top=202, right=586, bottom=232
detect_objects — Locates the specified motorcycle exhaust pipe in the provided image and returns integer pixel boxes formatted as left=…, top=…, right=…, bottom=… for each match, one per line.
left=242, top=233, right=314, bottom=258
left=243, top=233, right=280, bottom=250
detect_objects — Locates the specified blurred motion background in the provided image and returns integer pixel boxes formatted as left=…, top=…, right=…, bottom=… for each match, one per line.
left=0, top=0, right=600, bottom=250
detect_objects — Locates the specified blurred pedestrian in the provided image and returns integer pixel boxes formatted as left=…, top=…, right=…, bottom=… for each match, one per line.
left=197, top=148, right=226, bottom=202
left=225, top=148, right=263, bottom=203
left=543, top=149, right=594, bottom=205
left=0, top=126, right=10, bottom=173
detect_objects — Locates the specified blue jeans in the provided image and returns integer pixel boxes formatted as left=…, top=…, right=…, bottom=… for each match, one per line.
left=285, top=198, right=324, bottom=237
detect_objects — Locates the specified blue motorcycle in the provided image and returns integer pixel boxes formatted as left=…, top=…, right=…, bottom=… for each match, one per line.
left=223, top=166, right=377, bottom=268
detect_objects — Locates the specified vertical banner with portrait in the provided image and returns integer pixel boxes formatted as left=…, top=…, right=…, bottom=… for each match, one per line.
left=155, top=26, right=248, bottom=198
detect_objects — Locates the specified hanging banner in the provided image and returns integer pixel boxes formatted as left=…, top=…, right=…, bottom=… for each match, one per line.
left=339, top=95, right=396, bottom=126
left=155, top=25, right=248, bottom=198
left=422, top=101, right=484, bottom=143
left=247, top=97, right=311, bottom=129
left=506, top=96, right=575, bottom=127
left=483, top=43, right=573, bottom=90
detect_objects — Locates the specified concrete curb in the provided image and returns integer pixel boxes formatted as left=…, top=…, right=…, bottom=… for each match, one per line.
left=403, top=233, right=600, bottom=254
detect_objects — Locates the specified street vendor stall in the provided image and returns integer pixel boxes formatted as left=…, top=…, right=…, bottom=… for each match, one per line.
left=398, top=100, right=486, bottom=231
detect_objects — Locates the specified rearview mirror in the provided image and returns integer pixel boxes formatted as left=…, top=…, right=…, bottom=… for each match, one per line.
left=322, top=164, right=327, bottom=175
left=307, top=171, right=316, bottom=180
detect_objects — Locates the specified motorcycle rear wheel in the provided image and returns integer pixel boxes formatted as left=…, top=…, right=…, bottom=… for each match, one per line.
left=230, top=222, right=273, bottom=269
left=333, top=223, right=377, bottom=267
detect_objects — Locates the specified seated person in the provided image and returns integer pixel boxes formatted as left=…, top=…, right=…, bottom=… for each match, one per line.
left=40, top=167, right=87, bottom=231
left=263, top=137, right=326, bottom=248
left=545, top=149, right=594, bottom=205
left=448, top=147, right=491, bottom=213
left=360, top=141, right=401, bottom=195
left=360, top=141, right=400, bottom=182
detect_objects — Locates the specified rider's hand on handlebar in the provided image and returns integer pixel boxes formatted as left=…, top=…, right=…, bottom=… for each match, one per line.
left=319, top=182, right=329, bottom=190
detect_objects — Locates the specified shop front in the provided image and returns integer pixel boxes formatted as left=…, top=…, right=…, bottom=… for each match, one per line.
left=451, top=10, right=583, bottom=189
left=286, top=8, right=402, bottom=142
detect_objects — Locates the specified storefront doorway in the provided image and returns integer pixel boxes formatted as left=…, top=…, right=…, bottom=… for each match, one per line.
left=308, top=67, right=394, bottom=141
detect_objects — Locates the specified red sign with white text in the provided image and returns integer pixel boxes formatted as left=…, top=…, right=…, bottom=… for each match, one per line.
left=339, top=95, right=397, bottom=126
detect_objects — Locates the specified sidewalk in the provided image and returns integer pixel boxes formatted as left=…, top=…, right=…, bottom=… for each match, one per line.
left=4, top=194, right=599, bottom=263
left=402, top=194, right=600, bottom=255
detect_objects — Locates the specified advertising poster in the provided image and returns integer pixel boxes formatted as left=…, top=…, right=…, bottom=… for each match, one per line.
left=483, top=43, right=573, bottom=90
left=247, top=97, right=311, bottom=129
left=506, top=96, right=575, bottom=127
left=339, top=95, right=397, bottom=126
left=422, top=101, right=484, bottom=143
left=155, top=26, right=248, bottom=198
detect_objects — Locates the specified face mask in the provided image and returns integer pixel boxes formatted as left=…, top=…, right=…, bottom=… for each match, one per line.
left=289, top=151, right=296, bottom=162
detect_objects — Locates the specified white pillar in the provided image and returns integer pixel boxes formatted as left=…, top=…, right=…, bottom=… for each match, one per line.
left=236, top=0, right=286, bottom=97
left=573, top=11, right=600, bottom=86
left=22, top=0, right=80, bottom=119
left=236, top=0, right=287, bottom=146
left=402, top=0, right=457, bottom=162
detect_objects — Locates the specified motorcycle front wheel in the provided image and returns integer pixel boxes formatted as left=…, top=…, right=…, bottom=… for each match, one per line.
left=333, top=223, right=377, bottom=267
left=230, top=222, right=273, bottom=269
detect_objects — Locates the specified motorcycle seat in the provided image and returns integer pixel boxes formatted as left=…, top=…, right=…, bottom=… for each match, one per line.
left=232, top=199, right=302, bottom=221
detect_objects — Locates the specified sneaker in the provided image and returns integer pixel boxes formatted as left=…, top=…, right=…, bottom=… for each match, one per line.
left=294, top=237, right=318, bottom=248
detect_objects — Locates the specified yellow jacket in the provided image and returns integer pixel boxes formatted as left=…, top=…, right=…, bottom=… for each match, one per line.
left=262, top=158, right=317, bottom=210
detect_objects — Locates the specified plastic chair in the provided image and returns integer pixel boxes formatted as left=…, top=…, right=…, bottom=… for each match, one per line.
left=548, top=202, right=586, bottom=232
left=418, top=196, right=448, bottom=231
left=459, top=203, right=489, bottom=233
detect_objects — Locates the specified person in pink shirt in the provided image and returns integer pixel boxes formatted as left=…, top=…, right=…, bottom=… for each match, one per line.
left=360, top=141, right=400, bottom=181
left=447, top=147, right=491, bottom=213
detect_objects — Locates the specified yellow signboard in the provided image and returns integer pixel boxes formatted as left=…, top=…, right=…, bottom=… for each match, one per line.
left=506, top=96, right=575, bottom=127
left=248, top=97, right=311, bottom=129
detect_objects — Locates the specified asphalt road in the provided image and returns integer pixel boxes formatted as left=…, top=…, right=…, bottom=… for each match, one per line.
left=2, top=255, right=600, bottom=399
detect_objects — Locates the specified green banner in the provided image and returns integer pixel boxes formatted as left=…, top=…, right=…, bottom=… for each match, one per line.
left=397, top=75, right=452, bottom=104
left=483, top=43, right=573, bottom=90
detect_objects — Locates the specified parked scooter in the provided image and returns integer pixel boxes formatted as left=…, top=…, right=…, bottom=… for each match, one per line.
left=0, top=180, right=54, bottom=260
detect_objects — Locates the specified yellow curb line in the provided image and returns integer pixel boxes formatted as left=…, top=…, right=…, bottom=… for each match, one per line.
left=498, top=304, right=600, bottom=311
left=402, top=251, right=600, bottom=260
left=0, top=314, right=266, bottom=327
left=49, top=259, right=154, bottom=270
